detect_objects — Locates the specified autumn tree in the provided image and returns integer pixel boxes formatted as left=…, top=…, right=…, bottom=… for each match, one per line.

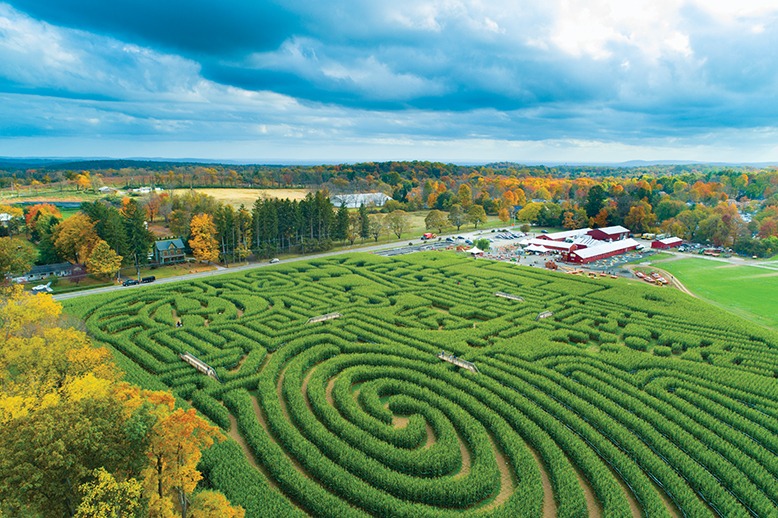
left=54, top=213, right=100, bottom=263
left=189, top=213, right=219, bottom=263
left=624, top=200, right=657, bottom=234
left=467, top=205, right=487, bottom=229
left=75, top=468, right=143, bottom=518
left=448, top=204, right=467, bottom=231
left=0, top=237, right=37, bottom=279
left=143, top=406, right=222, bottom=518
left=517, top=202, right=543, bottom=225
left=385, top=210, right=410, bottom=239
left=340, top=213, right=358, bottom=245
left=0, top=289, right=242, bottom=517
left=188, top=490, right=245, bottom=518
left=368, top=214, right=384, bottom=242
left=145, top=192, right=164, bottom=223
left=87, top=239, right=123, bottom=278
left=498, top=208, right=510, bottom=223
left=456, top=184, right=473, bottom=208
left=425, top=210, right=448, bottom=233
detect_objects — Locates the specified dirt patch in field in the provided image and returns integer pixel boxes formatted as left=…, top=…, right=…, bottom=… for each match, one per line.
left=392, top=415, right=410, bottom=428
left=171, top=188, right=312, bottom=207
left=527, top=446, right=557, bottom=518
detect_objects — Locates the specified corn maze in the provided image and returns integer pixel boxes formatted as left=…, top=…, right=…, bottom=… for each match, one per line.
left=65, top=252, right=778, bottom=517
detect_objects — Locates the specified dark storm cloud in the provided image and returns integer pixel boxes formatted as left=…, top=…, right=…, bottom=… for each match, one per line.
left=7, top=0, right=296, bottom=56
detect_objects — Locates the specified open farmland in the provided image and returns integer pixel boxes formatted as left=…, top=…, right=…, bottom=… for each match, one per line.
left=169, top=187, right=312, bottom=207
left=653, top=258, right=778, bottom=330
left=64, top=252, right=778, bottom=517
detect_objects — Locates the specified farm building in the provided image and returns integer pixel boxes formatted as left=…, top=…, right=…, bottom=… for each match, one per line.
left=521, top=235, right=599, bottom=253
left=566, top=238, right=640, bottom=264
left=535, top=228, right=591, bottom=241
left=587, top=225, right=630, bottom=241
left=14, top=262, right=86, bottom=282
left=330, top=192, right=392, bottom=209
left=651, top=236, right=683, bottom=249
left=154, top=238, right=186, bottom=264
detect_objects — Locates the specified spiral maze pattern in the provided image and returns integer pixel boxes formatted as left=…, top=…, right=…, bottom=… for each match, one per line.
left=71, top=253, right=778, bottom=517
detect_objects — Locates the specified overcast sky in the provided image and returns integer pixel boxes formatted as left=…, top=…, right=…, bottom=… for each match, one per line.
left=1, top=1, right=778, bottom=163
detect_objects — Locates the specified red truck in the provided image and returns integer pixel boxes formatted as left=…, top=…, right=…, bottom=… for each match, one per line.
left=421, top=232, right=437, bottom=240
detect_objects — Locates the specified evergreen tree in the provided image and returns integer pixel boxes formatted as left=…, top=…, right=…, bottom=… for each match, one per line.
left=334, top=203, right=349, bottom=241
left=359, top=203, right=370, bottom=241
left=122, top=199, right=154, bottom=275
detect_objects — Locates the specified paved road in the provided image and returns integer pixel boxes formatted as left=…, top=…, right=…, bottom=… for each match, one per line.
left=53, top=239, right=434, bottom=301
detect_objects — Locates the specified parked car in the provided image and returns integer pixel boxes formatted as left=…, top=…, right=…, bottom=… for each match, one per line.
left=141, top=276, right=156, bottom=283
left=122, top=279, right=139, bottom=286
left=270, top=258, right=280, bottom=264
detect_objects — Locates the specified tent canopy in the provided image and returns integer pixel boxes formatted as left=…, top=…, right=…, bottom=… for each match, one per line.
left=468, top=246, right=484, bottom=254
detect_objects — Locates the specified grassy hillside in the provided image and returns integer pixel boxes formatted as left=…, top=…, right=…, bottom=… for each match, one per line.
left=655, top=258, right=778, bottom=330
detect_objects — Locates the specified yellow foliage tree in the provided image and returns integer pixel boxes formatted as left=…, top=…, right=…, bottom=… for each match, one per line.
left=188, top=213, right=219, bottom=263
left=75, top=468, right=143, bottom=518
left=189, top=490, right=245, bottom=518
left=87, top=239, right=123, bottom=278
left=143, top=408, right=222, bottom=518
left=54, top=212, right=100, bottom=263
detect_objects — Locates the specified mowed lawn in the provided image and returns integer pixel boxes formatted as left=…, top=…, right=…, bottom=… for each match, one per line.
left=658, top=258, right=778, bottom=329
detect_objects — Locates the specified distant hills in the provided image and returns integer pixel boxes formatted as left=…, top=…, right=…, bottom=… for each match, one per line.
left=1, top=157, right=777, bottom=172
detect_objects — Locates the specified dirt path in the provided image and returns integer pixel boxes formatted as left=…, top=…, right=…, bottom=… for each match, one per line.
left=454, top=433, right=471, bottom=477
left=227, top=414, right=280, bottom=490
left=425, top=422, right=437, bottom=447
left=481, top=434, right=516, bottom=511
left=655, top=482, right=681, bottom=518
left=392, top=415, right=409, bottom=428
left=326, top=376, right=336, bottom=405
left=301, top=365, right=316, bottom=412
left=574, top=466, right=602, bottom=518
left=613, top=471, right=642, bottom=518
left=527, top=446, right=557, bottom=518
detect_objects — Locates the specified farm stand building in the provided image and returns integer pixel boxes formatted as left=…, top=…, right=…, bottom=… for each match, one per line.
left=587, top=225, right=631, bottom=241
left=651, top=236, right=684, bottom=249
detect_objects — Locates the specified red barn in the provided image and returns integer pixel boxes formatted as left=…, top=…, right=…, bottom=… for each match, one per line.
left=536, top=228, right=591, bottom=241
left=651, top=237, right=683, bottom=249
left=567, top=238, right=640, bottom=264
left=587, top=225, right=630, bottom=242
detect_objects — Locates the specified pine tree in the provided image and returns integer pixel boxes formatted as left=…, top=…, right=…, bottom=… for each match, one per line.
left=359, top=203, right=369, bottom=241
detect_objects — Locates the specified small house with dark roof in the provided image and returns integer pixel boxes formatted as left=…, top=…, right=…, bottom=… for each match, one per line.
left=153, top=238, right=186, bottom=264
left=14, top=262, right=86, bottom=282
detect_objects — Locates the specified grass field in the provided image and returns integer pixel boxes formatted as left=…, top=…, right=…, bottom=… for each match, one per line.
left=655, top=257, right=778, bottom=329
left=170, top=188, right=312, bottom=206
left=63, top=252, right=778, bottom=517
